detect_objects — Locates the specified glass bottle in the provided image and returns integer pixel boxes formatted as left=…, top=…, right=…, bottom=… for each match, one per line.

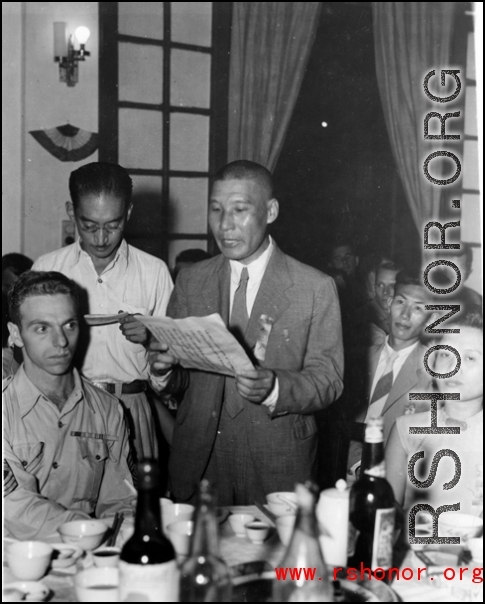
left=119, top=459, right=179, bottom=601
left=347, top=416, right=395, bottom=573
left=179, top=479, right=231, bottom=602
left=273, top=482, right=334, bottom=602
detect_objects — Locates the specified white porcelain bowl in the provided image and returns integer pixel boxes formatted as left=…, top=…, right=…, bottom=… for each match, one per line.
left=50, top=542, right=83, bottom=569
left=440, top=513, right=483, bottom=542
left=245, top=521, right=270, bottom=544
left=275, top=514, right=297, bottom=547
left=166, top=520, right=194, bottom=557
left=6, top=541, right=53, bottom=581
left=228, top=513, right=255, bottom=537
left=266, top=492, right=298, bottom=517
left=59, top=519, right=108, bottom=551
left=162, top=503, right=195, bottom=534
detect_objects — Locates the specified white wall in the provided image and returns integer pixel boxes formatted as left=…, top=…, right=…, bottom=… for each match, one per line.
left=2, top=2, right=98, bottom=260
left=2, top=2, right=24, bottom=254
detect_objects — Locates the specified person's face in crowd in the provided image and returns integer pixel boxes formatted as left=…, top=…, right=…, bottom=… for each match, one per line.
left=389, top=283, right=437, bottom=350
left=375, top=268, right=398, bottom=312
left=67, top=193, right=132, bottom=265
left=434, top=327, right=483, bottom=405
left=8, top=294, right=79, bottom=379
left=209, top=178, right=279, bottom=265
left=330, top=245, right=358, bottom=277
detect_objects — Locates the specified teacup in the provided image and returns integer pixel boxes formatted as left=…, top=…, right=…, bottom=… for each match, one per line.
left=245, top=521, right=270, bottom=544
left=92, top=546, right=121, bottom=568
left=6, top=541, right=53, bottom=581
left=228, top=513, right=255, bottom=537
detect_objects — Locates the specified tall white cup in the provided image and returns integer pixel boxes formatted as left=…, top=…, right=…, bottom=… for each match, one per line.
left=316, top=479, right=350, bottom=567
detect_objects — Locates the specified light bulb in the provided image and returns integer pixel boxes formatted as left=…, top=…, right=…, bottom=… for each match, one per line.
left=75, top=26, right=90, bottom=45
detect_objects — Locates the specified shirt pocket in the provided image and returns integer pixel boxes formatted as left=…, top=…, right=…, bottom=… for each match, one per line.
left=12, top=442, right=45, bottom=474
left=119, top=301, right=150, bottom=317
left=292, top=414, right=318, bottom=440
left=76, top=438, right=110, bottom=503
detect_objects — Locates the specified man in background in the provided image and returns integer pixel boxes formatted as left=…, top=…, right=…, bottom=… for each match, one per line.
left=347, top=269, right=439, bottom=477
left=149, top=160, right=344, bottom=504
left=4, top=271, right=135, bottom=539
left=33, top=162, right=173, bottom=463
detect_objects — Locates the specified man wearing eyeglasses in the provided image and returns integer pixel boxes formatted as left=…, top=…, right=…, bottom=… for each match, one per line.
left=32, top=163, right=174, bottom=464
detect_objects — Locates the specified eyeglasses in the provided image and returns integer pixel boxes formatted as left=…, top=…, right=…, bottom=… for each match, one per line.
left=78, top=222, right=123, bottom=234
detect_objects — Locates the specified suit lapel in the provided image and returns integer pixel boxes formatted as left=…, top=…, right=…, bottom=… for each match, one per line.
left=382, top=344, right=422, bottom=416
left=200, top=255, right=231, bottom=324
left=368, top=344, right=384, bottom=399
left=244, top=244, right=292, bottom=353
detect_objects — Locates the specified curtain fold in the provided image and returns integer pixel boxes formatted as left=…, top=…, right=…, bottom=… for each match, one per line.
left=372, top=2, right=457, bottom=233
left=228, top=2, right=321, bottom=172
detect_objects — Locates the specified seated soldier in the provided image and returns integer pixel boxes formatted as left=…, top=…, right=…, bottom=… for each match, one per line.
left=3, top=271, right=136, bottom=539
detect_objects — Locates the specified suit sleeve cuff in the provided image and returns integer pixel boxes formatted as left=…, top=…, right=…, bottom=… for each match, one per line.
left=261, top=377, right=280, bottom=416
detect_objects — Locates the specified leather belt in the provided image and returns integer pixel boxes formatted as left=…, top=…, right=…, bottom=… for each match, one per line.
left=94, top=380, right=147, bottom=395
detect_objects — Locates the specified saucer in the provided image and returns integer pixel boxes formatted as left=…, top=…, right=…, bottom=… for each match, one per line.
left=3, top=581, right=50, bottom=602
left=50, top=542, right=83, bottom=569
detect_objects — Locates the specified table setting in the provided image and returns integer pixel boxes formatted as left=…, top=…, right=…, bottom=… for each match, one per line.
left=3, top=491, right=483, bottom=602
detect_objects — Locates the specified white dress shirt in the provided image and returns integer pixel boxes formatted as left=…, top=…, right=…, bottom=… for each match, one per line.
left=229, top=237, right=279, bottom=410
left=369, top=336, right=419, bottom=402
left=33, top=239, right=173, bottom=384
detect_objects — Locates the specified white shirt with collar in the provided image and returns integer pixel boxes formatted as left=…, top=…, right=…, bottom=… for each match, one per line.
left=369, top=336, right=419, bottom=402
left=33, top=239, right=173, bottom=384
left=229, top=236, right=279, bottom=411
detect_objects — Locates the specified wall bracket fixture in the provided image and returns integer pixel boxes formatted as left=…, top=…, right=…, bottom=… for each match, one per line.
left=54, top=22, right=90, bottom=87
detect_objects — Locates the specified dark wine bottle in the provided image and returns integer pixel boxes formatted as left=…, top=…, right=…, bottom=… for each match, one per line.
left=119, top=459, right=179, bottom=601
left=348, top=417, right=395, bottom=573
left=179, top=479, right=231, bottom=602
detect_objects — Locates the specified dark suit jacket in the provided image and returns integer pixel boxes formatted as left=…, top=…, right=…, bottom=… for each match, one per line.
left=166, top=243, right=344, bottom=501
left=347, top=341, right=432, bottom=469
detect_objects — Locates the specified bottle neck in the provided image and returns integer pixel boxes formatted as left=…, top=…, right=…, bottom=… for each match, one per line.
left=135, top=486, right=162, bottom=536
left=361, top=440, right=385, bottom=477
left=190, top=497, right=219, bottom=556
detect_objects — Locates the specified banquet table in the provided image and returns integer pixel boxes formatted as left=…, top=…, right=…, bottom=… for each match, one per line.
left=3, top=505, right=481, bottom=602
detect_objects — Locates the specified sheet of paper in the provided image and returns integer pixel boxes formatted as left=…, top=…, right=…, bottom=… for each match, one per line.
left=84, top=312, right=129, bottom=326
left=137, top=313, right=254, bottom=377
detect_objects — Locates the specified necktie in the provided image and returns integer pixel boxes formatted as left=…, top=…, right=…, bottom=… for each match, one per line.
left=365, top=350, right=399, bottom=420
left=225, top=268, right=250, bottom=418
left=230, top=267, right=250, bottom=339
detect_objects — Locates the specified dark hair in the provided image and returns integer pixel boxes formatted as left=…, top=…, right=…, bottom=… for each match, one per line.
left=8, top=271, right=79, bottom=327
left=175, top=249, right=211, bottom=264
left=69, top=162, right=133, bottom=209
left=377, top=261, right=401, bottom=274
left=214, top=160, right=274, bottom=198
left=446, top=308, right=483, bottom=332
left=394, top=268, right=423, bottom=289
left=2, top=253, right=33, bottom=277
left=329, top=241, right=357, bottom=255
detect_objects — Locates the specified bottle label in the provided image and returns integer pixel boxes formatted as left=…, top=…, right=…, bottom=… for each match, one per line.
left=364, top=460, right=386, bottom=478
left=119, top=560, right=179, bottom=602
left=371, top=508, right=395, bottom=569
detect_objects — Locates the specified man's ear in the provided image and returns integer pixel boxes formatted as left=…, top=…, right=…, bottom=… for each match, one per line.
left=66, top=201, right=75, bottom=222
left=126, top=202, right=134, bottom=222
left=267, top=198, right=279, bottom=225
left=8, top=322, right=24, bottom=349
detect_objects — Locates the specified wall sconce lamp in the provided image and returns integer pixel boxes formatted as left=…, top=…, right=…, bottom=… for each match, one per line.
left=54, top=22, right=91, bottom=87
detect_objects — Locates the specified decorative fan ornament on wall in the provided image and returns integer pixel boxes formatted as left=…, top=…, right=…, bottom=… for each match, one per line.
left=29, top=123, right=98, bottom=162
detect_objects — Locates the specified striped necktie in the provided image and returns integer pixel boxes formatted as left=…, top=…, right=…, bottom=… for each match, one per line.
left=224, top=268, right=250, bottom=418
left=365, top=350, right=399, bottom=420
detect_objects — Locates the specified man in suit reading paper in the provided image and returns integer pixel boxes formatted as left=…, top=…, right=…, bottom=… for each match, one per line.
left=149, top=160, right=344, bottom=505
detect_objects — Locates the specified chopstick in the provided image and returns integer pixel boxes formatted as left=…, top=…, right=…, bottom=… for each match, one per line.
left=106, top=512, right=124, bottom=547
left=124, top=478, right=138, bottom=496
left=254, top=501, right=277, bottom=525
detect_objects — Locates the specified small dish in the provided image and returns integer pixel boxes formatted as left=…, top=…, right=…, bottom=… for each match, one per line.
left=245, top=521, right=270, bottom=544
left=50, top=542, right=83, bottom=569
left=3, top=581, right=50, bottom=602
